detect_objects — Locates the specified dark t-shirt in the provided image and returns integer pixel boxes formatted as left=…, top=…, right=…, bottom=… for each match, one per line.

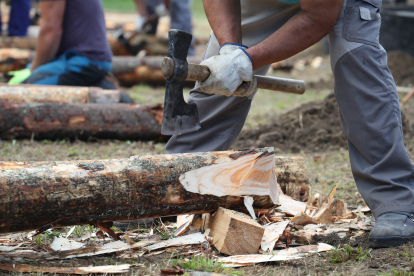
left=40, top=0, right=112, bottom=62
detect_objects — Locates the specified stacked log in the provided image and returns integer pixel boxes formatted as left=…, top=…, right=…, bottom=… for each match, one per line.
left=0, top=48, right=34, bottom=73
left=0, top=100, right=167, bottom=141
left=0, top=149, right=308, bottom=234
left=0, top=85, right=120, bottom=104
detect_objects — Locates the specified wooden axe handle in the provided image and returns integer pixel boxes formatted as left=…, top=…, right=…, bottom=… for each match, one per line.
left=161, top=57, right=306, bottom=95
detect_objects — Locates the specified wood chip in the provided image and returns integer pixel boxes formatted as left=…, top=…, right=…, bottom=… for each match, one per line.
left=0, top=263, right=130, bottom=274
left=174, top=215, right=195, bottom=237
left=261, top=221, right=290, bottom=251
left=144, top=233, right=206, bottom=251
left=50, top=237, right=85, bottom=251
left=278, top=194, right=307, bottom=216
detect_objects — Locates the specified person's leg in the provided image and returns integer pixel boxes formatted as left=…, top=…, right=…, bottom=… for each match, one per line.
left=166, top=1, right=301, bottom=153
left=329, top=0, right=414, bottom=247
left=144, top=0, right=162, bottom=35
left=8, top=0, right=31, bottom=36
left=26, top=52, right=111, bottom=87
left=169, top=0, right=195, bottom=56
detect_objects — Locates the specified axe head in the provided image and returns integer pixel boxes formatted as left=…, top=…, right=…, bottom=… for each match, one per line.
left=161, top=29, right=200, bottom=136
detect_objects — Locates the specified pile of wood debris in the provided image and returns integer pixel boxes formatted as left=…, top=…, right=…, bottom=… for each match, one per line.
left=0, top=148, right=374, bottom=274
left=0, top=184, right=373, bottom=274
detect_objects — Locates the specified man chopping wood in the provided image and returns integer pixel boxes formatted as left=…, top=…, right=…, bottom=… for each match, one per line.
left=8, top=0, right=115, bottom=89
left=165, top=0, right=414, bottom=248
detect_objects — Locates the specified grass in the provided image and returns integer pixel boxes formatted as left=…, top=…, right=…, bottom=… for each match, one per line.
left=171, top=255, right=243, bottom=275
left=329, top=245, right=372, bottom=264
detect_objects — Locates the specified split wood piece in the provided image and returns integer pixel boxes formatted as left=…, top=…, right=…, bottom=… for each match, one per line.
left=261, top=220, right=290, bottom=251
left=174, top=214, right=195, bottom=236
left=180, top=150, right=278, bottom=203
left=145, top=233, right=206, bottom=251
left=0, top=84, right=120, bottom=104
left=326, top=199, right=349, bottom=217
left=0, top=149, right=280, bottom=234
left=218, top=243, right=334, bottom=267
left=275, top=156, right=310, bottom=202
left=112, top=56, right=201, bottom=87
left=278, top=194, right=308, bottom=217
left=0, top=101, right=167, bottom=141
left=0, top=48, right=34, bottom=73
left=208, top=207, right=265, bottom=255
left=0, top=263, right=130, bottom=274
left=313, top=208, right=333, bottom=224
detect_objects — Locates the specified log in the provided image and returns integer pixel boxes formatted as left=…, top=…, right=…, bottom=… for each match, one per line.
left=108, top=33, right=169, bottom=56
left=111, top=56, right=201, bottom=87
left=0, top=84, right=120, bottom=104
left=0, top=48, right=34, bottom=73
left=208, top=207, right=265, bottom=255
left=0, top=149, right=306, bottom=234
left=0, top=35, right=168, bottom=56
left=0, top=100, right=167, bottom=141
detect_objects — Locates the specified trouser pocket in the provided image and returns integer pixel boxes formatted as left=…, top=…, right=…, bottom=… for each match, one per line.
left=343, top=0, right=381, bottom=46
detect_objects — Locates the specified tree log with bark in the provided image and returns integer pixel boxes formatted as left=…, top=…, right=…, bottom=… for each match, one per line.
left=0, top=149, right=309, bottom=234
left=0, top=48, right=34, bottom=73
left=0, top=100, right=166, bottom=141
left=0, top=85, right=120, bottom=104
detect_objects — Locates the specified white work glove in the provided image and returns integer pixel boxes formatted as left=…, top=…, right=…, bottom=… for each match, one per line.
left=199, top=47, right=256, bottom=97
left=135, top=14, right=148, bottom=32
left=219, top=43, right=248, bottom=55
left=154, top=4, right=168, bottom=17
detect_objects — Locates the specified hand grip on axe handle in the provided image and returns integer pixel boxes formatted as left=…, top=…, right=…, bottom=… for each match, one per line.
left=162, top=57, right=306, bottom=95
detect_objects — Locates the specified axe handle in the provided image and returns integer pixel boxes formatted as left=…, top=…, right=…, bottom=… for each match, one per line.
left=162, top=57, right=306, bottom=95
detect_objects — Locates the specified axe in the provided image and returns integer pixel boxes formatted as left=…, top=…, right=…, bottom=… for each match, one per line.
left=161, top=29, right=306, bottom=136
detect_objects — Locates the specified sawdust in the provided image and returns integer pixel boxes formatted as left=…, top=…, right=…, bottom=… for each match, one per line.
left=234, top=93, right=414, bottom=153
left=388, top=50, right=414, bottom=87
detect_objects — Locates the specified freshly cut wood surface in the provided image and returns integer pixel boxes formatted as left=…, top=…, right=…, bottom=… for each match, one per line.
left=174, top=214, right=195, bottom=236
left=180, top=150, right=278, bottom=203
left=208, top=207, right=265, bottom=255
left=0, top=101, right=166, bottom=141
left=0, top=263, right=130, bottom=274
left=0, top=149, right=278, bottom=234
left=0, top=85, right=120, bottom=104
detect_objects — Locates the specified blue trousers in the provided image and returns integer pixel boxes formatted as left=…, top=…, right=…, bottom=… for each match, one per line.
left=24, top=51, right=115, bottom=89
left=0, top=0, right=31, bottom=36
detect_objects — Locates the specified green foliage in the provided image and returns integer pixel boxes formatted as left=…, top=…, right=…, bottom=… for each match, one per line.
left=329, top=244, right=371, bottom=264
left=381, top=270, right=413, bottom=276
left=171, top=255, right=243, bottom=275
left=35, top=235, right=43, bottom=247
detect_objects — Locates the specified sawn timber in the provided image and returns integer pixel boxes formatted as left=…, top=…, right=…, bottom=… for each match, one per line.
left=0, top=101, right=167, bottom=141
left=0, top=149, right=310, bottom=234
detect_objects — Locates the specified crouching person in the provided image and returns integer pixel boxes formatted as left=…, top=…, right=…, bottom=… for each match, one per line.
left=10, top=0, right=115, bottom=89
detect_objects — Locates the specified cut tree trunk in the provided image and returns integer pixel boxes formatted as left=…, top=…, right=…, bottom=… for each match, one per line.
left=0, top=149, right=307, bottom=234
left=111, top=56, right=201, bottom=87
left=0, top=48, right=34, bottom=73
left=0, top=85, right=120, bottom=104
left=0, top=100, right=167, bottom=141
left=0, top=35, right=168, bottom=57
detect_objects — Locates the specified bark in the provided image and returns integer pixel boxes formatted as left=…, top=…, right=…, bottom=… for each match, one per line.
left=0, top=101, right=166, bottom=141
left=0, top=149, right=307, bottom=234
left=0, top=85, right=120, bottom=104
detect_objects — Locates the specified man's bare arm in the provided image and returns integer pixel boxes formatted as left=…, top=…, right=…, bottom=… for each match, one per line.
left=30, top=1, right=65, bottom=72
left=202, top=0, right=242, bottom=45
left=246, top=0, right=342, bottom=70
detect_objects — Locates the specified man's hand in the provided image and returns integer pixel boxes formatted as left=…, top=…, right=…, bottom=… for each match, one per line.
left=199, top=48, right=256, bottom=97
left=8, top=69, right=31, bottom=85
left=30, top=1, right=65, bottom=72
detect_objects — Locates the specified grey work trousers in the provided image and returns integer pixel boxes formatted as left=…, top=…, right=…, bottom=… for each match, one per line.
left=166, top=0, right=414, bottom=218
